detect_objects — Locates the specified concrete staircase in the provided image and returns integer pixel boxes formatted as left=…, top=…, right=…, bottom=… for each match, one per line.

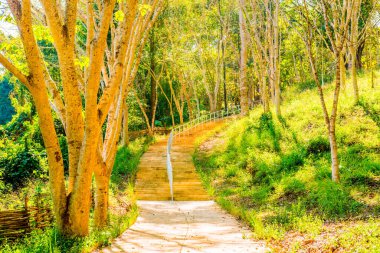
left=135, top=121, right=225, bottom=201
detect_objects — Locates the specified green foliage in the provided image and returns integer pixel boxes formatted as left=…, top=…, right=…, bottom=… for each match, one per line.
left=194, top=72, right=380, bottom=248
left=0, top=141, right=47, bottom=190
left=0, top=135, right=149, bottom=252
left=0, top=78, right=15, bottom=125
left=278, top=149, right=306, bottom=173
left=309, top=180, right=362, bottom=217
left=306, top=136, right=330, bottom=155
left=0, top=205, right=138, bottom=253
left=111, top=136, right=154, bottom=185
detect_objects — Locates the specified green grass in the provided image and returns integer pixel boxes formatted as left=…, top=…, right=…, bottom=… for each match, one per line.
left=0, top=136, right=153, bottom=253
left=194, top=72, right=380, bottom=251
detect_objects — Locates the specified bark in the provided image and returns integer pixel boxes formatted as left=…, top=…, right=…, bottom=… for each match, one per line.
left=218, top=0, right=227, bottom=110
left=330, top=64, right=341, bottom=182
left=3, top=0, right=164, bottom=237
left=122, top=103, right=129, bottom=147
left=273, top=0, right=281, bottom=117
left=339, top=52, right=346, bottom=91
left=149, top=28, right=158, bottom=129
left=239, top=0, right=249, bottom=115
left=94, top=167, right=110, bottom=228
left=349, top=0, right=361, bottom=103
left=351, top=48, right=359, bottom=102
left=33, top=87, right=68, bottom=232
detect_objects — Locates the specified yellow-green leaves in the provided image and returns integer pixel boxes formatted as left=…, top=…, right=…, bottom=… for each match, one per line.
left=33, top=25, right=54, bottom=43
left=114, top=10, right=125, bottom=22
left=139, top=4, right=152, bottom=17
left=75, top=56, right=90, bottom=69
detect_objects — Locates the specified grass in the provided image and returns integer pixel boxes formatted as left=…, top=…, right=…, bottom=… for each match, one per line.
left=0, top=136, right=153, bottom=253
left=194, top=71, right=380, bottom=251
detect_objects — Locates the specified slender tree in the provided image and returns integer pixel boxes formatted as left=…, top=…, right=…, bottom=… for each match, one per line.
left=239, top=0, right=249, bottom=115
left=292, top=0, right=354, bottom=183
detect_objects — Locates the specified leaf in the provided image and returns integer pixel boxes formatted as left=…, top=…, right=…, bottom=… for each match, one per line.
left=74, top=56, right=90, bottom=69
left=139, top=4, right=152, bottom=17
left=114, top=10, right=125, bottom=22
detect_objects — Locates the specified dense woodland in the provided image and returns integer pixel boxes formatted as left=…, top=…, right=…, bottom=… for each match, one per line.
left=0, top=0, right=379, bottom=252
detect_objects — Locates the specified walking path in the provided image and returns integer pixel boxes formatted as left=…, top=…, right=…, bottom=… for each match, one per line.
left=99, top=119, right=268, bottom=253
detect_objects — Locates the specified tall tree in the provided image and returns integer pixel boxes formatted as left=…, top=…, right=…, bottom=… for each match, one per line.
left=239, top=0, right=249, bottom=115
left=0, top=0, right=164, bottom=236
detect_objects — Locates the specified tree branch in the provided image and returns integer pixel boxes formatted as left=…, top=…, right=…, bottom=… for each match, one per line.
left=0, top=53, right=30, bottom=87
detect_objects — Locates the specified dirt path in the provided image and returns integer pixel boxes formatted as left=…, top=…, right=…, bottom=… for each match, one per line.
left=99, top=119, right=268, bottom=252
left=100, top=201, right=268, bottom=253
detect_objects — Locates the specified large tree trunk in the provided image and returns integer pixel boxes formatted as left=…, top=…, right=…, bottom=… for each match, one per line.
left=239, top=0, right=249, bottom=115
left=67, top=134, right=100, bottom=236
left=94, top=171, right=110, bottom=228
left=32, top=87, right=68, bottom=233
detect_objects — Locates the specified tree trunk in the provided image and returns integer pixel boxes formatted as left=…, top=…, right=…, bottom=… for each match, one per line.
left=122, top=103, right=129, bottom=147
left=273, top=0, right=281, bottom=117
left=350, top=47, right=359, bottom=103
left=329, top=129, right=340, bottom=182
left=239, top=0, right=249, bottom=115
left=67, top=136, right=99, bottom=236
left=94, top=172, right=110, bottom=228
left=339, top=52, right=346, bottom=91
left=262, top=75, right=270, bottom=113
left=330, top=64, right=341, bottom=183
left=149, top=28, right=157, bottom=129
left=32, top=87, right=68, bottom=233
left=218, top=0, right=228, bottom=111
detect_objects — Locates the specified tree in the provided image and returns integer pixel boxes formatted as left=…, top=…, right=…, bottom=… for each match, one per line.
left=239, top=0, right=249, bottom=115
left=245, top=0, right=281, bottom=116
left=291, top=0, right=355, bottom=183
left=0, top=0, right=163, bottom=236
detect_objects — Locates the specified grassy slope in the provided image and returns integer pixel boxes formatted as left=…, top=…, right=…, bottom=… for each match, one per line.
left=194, top=72, right=380, bottom=252
left=0, top=136, right=153, bottom=253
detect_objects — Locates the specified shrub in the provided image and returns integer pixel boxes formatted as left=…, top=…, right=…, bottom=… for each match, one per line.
left=279, top=149, right=306, bottom=173
left=283, top=178, right=306, bottom=196
left=225, top=165, right=238, bottom=178
left=0, top=146, right=45, bottom=190
left=258, top=113, right=281, bottom=152
left=307, top=137, right=330, bottom=155
left=251, top=162, right=274, bottom=185
left=250, top=186, right=272, bottom=204
left=309, top=180, right=362, bottom=217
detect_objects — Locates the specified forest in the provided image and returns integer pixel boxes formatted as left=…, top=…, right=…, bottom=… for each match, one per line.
left=0, top=0, right=379, bottom=252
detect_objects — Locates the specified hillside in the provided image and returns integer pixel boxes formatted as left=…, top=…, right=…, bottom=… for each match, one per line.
left=195, top=72, right=380, bottom=252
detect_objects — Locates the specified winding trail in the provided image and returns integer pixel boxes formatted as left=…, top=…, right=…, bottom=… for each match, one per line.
left=100, top=120, right=268, bottom=253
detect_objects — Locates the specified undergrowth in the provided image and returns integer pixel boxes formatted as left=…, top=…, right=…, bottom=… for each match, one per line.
left=194, top=72, right=380, bottom=251
left=0, top=136, right=153, bottom=253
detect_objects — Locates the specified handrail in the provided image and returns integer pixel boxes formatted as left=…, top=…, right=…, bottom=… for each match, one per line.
left=166, top=105, right=242, bottom=201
